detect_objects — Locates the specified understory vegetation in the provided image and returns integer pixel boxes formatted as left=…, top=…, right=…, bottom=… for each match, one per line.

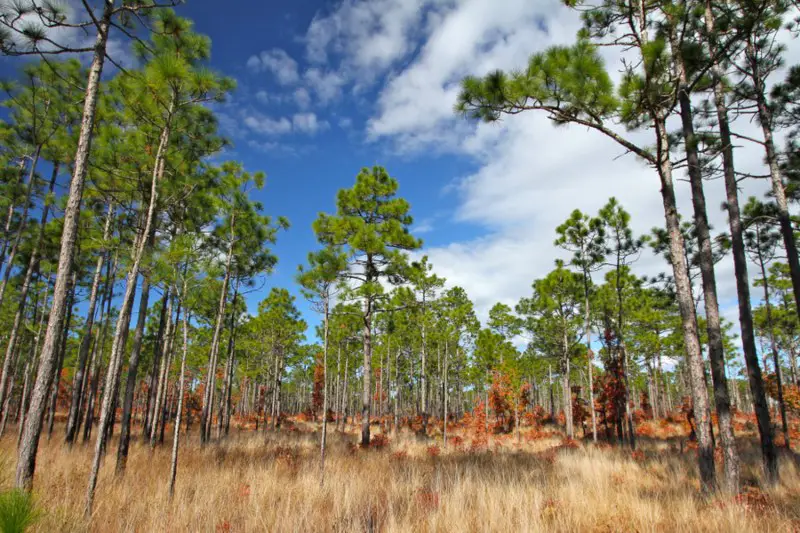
left=1, top=0, right=800, bottom=531
left=2, top=417, right=799, bottom=532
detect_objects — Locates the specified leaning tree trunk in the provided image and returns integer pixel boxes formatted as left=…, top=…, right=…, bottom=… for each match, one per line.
left=66, top=204, right=113, bottom=445
left=85, top=99, right=173, bottom=517
left=83, top=253, right=117, bottom=444
left=0, top=160, right=26, bottom=267
left=47, top=274, right=76, bottom=440
left=654, top=113, right=716, bottom=492
left=756, top=246, right=790, bottom=450
left=200, top=228, right=234, bottom=444
left=0, top=158, right=55, bottom=415
left=706, top=2, right=773, bottom=489
left=0, top=144, right=43, bottom=312
left=168, top=297, right=189, bottom=500
left=143, top=289, right=169, bottom=438
left=115, top=273, right=152, bottom=474
left=15, top=275, right=49, bottom=444
left=16, top=1, right=114, bottom=491
left=747, top=38, right=800, bottom=328
left=150, top=295, right=175, bottom=448
left=671, top=43, right=739, bottom=492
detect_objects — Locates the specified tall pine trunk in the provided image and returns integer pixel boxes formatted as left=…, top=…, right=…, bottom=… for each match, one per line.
left=0, top=144, right=43, bottom=312
left=755, top=239, right=790, bottom=450
left=705, top=0, right=773, bottom=489
left=115, top=274, right=152, bottom=474
left=150, top=295, right=175, bottom=447
left=83, top=253, right=117, bottom=443
left=361, top=295, right=373, bottom=447
left=0, top=160, right=57, bottom=415
left=143, top=289, right=169, bottom=438
left=168, top=297, right=189, bottom=500
left=66, top=205, right=113, bottom=445
left=319, top=296, right=329, bottom=486
left=85, top=99, right=173, bottom=517
left=655, top=113, right=716, bottom=491
left=583, top=278, right=597, bottom=442
left=0, top=161, right=26, bottom=267
left=671, top=38, right=738, bottom=491
left=47, top=274, right=76, bottom=440
left=201, top=222, right=234, bottom=443
left=16, top=1, right=114, bottom=491
left=746, top=38, right=800, bottom=328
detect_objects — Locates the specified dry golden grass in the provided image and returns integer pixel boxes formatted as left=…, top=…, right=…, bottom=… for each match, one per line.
left=1, top=422, right=800, bottom=532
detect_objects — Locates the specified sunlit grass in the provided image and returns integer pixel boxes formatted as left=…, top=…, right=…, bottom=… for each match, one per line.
left=1, top=420, right=799, bottom=532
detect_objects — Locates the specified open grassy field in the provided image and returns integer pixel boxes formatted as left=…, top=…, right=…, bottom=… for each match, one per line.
left=2, top=417, right=799, bottom=532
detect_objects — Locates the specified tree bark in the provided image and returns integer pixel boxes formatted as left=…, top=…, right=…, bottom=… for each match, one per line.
left=85, top=97, right=173, bottom=517
left=562, top=327, right=573, bottom=439
left=115, top=274, right=152, bottom=474
left=83, top=251, right=117, bottom=443
left=15, top=0, right=114, bottom=491
left=319, top=295, right=329, bottom=486
left=66, top=205, right=113, bottom=445
left=655, top=113, right=716, bottom=491
left=670, top=31, right=739, bottom=492
left=0, top=160, right=58, bottom=417
left=747, top=38, right=800, bottom=326
left=143, top=288, right=169, bottom=438
left=220, top=280, right=239, bottom=438
left=0, top=160, right=26, bottom=267
left=16, top=275, right=49, bottom=445
left=150, top=295, right=175, bottom=448
left=583, top=274, right=597, bottom=442
left=756, top=241, right=790, bottom=450
left=47, top=273, right=76, bottom=439
left=168, top=298, right=189, bottom=500
left=0, top=144, right=43, bottom=312
left=201, top=223, right=234, bottom=443
left=420, top=291, right=428, bottom=435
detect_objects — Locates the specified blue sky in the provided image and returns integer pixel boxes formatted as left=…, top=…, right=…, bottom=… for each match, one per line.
left=4, top=0, right=798, bottom=349
left=170, top=0, right=782, bottom=336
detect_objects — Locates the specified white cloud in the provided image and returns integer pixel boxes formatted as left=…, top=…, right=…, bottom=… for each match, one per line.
left=292, top=112, right=329, bottom=135
left=279, top=0, right=799, bottom=343
left=294, top=87, right=311, bottom=109
left=367, top=0, right=576, bottom=148
left=246, top=48, right=300, bottom=85
left=240, top=110, right=330, bottom=137
left=305, top=0, right=444, bottom=71
left=304, top=67, right=347, bottom=105
left=244, top=113, right=293, bottom=135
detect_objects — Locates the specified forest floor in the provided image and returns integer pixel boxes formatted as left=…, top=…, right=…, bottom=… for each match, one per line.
left=1, top=415, right=800, bottom=532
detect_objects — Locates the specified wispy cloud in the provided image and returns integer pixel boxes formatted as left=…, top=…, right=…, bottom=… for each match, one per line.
left=246, top=48, right=300, bottom=85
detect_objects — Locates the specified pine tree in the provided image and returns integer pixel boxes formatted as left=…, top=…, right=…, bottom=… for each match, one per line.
left=313, top=166, right=421, bottom=446
left=555, top=209, right=604, bottom=442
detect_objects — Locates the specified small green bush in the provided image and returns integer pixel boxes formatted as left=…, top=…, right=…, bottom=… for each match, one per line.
left=0, top=489, right=39, bottom=533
